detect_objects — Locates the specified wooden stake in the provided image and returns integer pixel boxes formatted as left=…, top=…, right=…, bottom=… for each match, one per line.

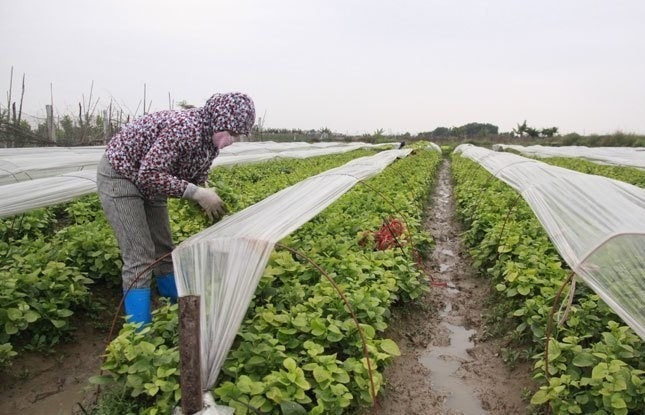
left=179, top=295, right=202, bottom=414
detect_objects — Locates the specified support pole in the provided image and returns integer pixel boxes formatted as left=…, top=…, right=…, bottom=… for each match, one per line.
left=179, top=295, right=202, bottom=414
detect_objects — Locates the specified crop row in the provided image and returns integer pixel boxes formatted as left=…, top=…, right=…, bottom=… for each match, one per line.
left=540, top=156, right=645, bottom=189
left=452, top=154, right=645, bottom=414
left=92, top=146, right=441, bottom=414
left=0, top=148, right=379, bottom=367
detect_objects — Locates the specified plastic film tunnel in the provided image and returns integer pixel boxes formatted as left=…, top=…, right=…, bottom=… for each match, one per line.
left=455, top=144, right=645, bottom=341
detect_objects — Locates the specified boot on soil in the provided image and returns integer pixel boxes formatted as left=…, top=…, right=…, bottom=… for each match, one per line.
left=156, top=273, right=178, bottom=303
left=123, top=287, right=152, bottom=329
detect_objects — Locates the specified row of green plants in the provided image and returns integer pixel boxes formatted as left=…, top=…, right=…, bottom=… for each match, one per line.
left=0, top=148, right=381, bottom=367
left=0, top=197, right=118, bottom=365
left=91, top=146, right=441, bottom=414
left=540, top=157, right=645, bottom=189
left=451, top=155, right=645, bottom=414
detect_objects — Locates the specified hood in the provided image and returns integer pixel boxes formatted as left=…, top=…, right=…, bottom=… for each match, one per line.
left=201, top=92, right=256, bottom=139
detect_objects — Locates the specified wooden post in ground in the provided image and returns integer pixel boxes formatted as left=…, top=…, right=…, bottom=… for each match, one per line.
left=179, top=295, right=202, bottom=414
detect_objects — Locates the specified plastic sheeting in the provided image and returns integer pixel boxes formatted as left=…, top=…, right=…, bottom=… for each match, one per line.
left=427, top=142, right=442, bottom=153
left=455, top=144, right=645, bottom=340
left=172, top=149, right=412, bottom=390
left=0, top=146, right=105, bottom=185
left=493, top=144, right=645, bottom=170
left=1, top=170, right=99, bottom=217
left=0, top=142, right=397, bottom=185
left=0, top=141, right=400, bottom=218
left=213, top=141, right=396, bottom=167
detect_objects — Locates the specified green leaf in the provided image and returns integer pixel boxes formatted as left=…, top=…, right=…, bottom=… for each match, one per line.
left=304, top=341, right=324, bottom=356
left=57, top=308, right=74, bottom=318
left=280, top=401, right=307, bottom=415
left=23, top=310, right=40, bottom=323
left=310, top=319, right=326, bottom=336
left=497, top=245, right=511, bottom=253
left=295, top=375, right=311, bottom=391
left=610, top=393, right=627, bottom=409
left=5, top=321, right=18, bottom=335
left=547, top=339, right=561, bottom=362
left=246, top=356, right=266, bottom=367
left=530, top=389, right=549, bottom=405
left=292, top=314, right=308, bottom=328
left=283, top=357, right=297, bottom=371
left=50, top=319, right=66, bottom=328
left=6, top=308, right=21, bottom=321
left=517, top=285, right=530, bottom=296
left=266, top=386, right=283, bottom=402
left=89, top=375, right=114, bottom=385
left=572, top=352, right=595, bottom=367
left=138, top=341, right=156, bottom=355
left=249, top=394, right=267, bottom=409
left=313, top=366, right=332, bottom=383
left=334, top=369, right=350, bottom=384
left=592, top=362, right=609, bottom=379
left=379, top=339, right=400, bottom=356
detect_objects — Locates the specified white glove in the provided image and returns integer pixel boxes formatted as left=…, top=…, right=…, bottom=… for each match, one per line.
left=186, top=185, right=226, bottom=220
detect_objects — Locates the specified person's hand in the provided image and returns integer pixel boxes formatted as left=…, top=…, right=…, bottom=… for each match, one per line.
left=192, top=187, right=226, bottom=220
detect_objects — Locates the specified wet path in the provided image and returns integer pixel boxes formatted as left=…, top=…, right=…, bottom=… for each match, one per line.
left=372, top=158, right=531, bottom=415
left=422, top=159, right=487, bottom=414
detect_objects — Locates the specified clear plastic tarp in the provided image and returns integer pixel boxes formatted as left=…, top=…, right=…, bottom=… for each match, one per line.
left=455, top=144, right=645, bottom=340
left=0, top=141, right=399, bottom=218
left=213, top=141, right=398, bottom=167
left=1, top=170, right=98, bottom=217
left=172, top=149, right=412, bottom=391
left=0, top=146, right=106, bottom=185
left=427, top=142, right=442, bottom=153
left=493, top=144, right=645, bottom=170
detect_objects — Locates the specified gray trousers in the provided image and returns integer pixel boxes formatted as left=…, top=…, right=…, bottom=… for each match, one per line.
left=97, top=155, right=174, bottom=289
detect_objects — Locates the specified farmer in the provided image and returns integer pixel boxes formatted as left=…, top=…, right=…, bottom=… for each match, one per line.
left=97, top=92, right=255, bottom=326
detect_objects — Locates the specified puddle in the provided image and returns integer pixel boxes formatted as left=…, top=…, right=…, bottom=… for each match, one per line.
left=440, top=302, right=452, bottom=316
left=445, top=281, right=460, bottom=295
left=419, top=322, right=487, bottom=415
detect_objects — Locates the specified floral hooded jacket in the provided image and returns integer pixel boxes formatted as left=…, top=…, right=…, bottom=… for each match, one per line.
left=105, top=92, right=255, bottom=199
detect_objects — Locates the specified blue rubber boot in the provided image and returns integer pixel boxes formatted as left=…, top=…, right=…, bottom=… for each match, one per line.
left=123, top=287, right=152, bottom=329
left=156, top=273, right=178, bottom=303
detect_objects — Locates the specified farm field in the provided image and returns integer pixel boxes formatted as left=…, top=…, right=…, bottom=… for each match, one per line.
left=1, top=144, right=644, bottom=414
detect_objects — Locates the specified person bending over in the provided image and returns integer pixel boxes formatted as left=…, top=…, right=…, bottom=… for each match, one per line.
left=97, top=92, right=255, bottom=326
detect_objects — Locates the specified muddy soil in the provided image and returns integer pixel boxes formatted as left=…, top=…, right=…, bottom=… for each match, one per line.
left=0, top=324, right=106, bottom=414
left=0, top=159, right=536, bottom=415
left=367, top=158, right=536, bottom=415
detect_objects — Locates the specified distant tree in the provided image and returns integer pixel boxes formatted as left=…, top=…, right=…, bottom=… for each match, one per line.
left=431, top=127, right=452, bottom=137
left=512, top=121, right=558, bottom=139
left=525, top=127, right=540, bottom=138
left=541, top=127, right=559, bottom=137
left=58, top=115, right=76, bottom=146
left=460, top=122, right=498, bottom=137
left=512, top=120, right=529, bottom=137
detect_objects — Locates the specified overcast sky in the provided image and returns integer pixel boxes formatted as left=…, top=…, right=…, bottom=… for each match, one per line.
left=2, top=0, right=645, bottom=135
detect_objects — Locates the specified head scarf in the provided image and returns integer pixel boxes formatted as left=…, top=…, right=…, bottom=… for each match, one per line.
left=201, top=92, right=255, bottom=139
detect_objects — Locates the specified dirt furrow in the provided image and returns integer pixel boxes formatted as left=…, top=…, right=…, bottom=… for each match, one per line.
left=371, top=159, right=533, bottom=415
